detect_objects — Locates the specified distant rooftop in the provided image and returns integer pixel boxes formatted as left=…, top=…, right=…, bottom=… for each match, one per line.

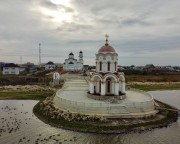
left=4, top=63, right=19, bottom=67
left=46, top=61, right=55, bottom=65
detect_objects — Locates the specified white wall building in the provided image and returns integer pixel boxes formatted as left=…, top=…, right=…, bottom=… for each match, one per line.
left=63, top=51, right=83, bottom=71
left=88, top=35, right=125, bottom=97
left=3, top=63, right=20, bottom=75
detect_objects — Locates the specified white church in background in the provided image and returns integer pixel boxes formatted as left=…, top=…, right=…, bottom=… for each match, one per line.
left=63, top=51, right=83, bottom=71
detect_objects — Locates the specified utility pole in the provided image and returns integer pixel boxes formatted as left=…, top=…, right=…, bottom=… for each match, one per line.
left=39, top=43, right=41, bottom=67
left=20, top=56, right=22, bottom=65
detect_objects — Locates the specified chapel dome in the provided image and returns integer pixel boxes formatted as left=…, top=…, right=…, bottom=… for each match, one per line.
left=98, top=44, right=116, bottom=53
left=98, top=35, right=116, bottom=53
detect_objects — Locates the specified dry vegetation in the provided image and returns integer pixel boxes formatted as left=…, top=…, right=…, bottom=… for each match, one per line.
left=37, top=96, right=106, bottom=122
left=0, top=85, right=56, bottom=100
left=0, top=85, right=56, bottom=92
left=125, top=74, right=180, bottom=82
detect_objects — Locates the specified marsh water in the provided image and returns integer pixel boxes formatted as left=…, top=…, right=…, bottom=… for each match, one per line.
left=0, top=90, right=179, bottom=144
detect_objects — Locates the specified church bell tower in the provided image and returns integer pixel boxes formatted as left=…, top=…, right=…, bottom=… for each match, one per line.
left=79, top=51, right=83, bottom=64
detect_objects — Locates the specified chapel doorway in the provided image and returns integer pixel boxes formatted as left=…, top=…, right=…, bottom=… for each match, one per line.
left=106, top=78, right=111, bottom=95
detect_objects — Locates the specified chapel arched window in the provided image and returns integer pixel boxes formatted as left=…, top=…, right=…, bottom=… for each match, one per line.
left=100, top=62, right=102, bottom=71
left=107, top=62, right=110, bottom=71
left=115, top=62, right=117, bottom=71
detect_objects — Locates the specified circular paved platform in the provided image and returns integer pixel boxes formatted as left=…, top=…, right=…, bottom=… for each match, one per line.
left=53, top=74, right=157, bottom=118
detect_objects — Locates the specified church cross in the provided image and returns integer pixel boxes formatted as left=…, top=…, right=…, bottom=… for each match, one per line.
left=105, top=34, right=109, bottom=45
left=105, top=34, right=109, bottom=40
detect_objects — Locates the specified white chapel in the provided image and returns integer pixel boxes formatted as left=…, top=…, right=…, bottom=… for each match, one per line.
left=63, top=51, right=83, bottom=71
left=88, top=35, right=126, bottom=97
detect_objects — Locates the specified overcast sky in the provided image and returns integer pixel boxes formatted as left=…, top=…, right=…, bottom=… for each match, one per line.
left=0, top=0, right=180, bottom=66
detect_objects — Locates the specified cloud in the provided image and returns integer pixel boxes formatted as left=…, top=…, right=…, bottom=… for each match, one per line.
left=121, top=18, right=151, bottom=26
left=39, top=0, right=74, bottom=13
left=56, top=22, right=94, bottom=32
left=0, top=0, right=180, bottom=65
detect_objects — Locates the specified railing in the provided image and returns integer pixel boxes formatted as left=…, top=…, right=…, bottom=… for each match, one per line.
left=54, top=79, right=155, bottom=116
left=54, top=89, right=155, bottom=114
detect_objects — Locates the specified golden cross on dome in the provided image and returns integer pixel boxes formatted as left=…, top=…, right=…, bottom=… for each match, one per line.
left=105, top=34, right=109, bottom=45
left=105, top=34, right=109, bottom=39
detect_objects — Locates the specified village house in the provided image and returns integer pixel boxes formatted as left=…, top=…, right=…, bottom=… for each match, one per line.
left=3, top=63, right=20, bottom=75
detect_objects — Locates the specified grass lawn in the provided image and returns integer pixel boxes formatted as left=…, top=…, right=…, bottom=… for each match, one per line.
left=0, top=91, right=54, bottom=100
left=130, top=84, right=180, bottom=91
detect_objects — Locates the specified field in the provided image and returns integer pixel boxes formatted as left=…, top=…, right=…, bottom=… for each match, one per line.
left=0, top=74, right=180, bottom=99
left=125, top=74, right=180, bottom=82
left=129, top=84, right=180, bottom=91
left=0, top=91, right=54, bottom=100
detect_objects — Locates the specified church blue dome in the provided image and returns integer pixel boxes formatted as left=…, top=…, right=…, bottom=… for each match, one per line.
left=69, top=52, right=74, bottom=55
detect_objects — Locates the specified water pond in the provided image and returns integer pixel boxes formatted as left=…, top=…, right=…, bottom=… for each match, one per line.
left=0, top=90, right=179, bottom=144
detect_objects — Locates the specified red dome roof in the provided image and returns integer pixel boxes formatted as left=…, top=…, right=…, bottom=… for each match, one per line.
left=98, top=44, right=116, bottom=53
